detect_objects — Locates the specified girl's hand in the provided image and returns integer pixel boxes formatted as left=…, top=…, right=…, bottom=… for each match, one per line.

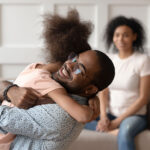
left=96, top=117, right=110, bottom=132
left=88, top=96, right=100, bottom=121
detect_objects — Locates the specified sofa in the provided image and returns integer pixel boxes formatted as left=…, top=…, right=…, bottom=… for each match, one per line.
left=69, top=129, right=150, bottom=150
left=69, top=103, right=150, bottom=150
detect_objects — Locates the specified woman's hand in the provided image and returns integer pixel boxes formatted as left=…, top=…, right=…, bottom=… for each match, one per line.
left=96, top=116, right=110, bottom=132
left=109, top=118, right=121, bottom=130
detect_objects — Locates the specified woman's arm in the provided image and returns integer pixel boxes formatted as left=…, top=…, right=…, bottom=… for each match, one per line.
left=96, top=88, right=110, bottom=131
left=99, top=88, right=109, bottom=118
left=47, top=88, right=94, bottom=123
left=109, top=75, right=150, bottom=130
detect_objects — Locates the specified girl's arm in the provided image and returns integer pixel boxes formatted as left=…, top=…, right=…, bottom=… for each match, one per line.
left=96, top=88, right=110, bottom=132
left=88, top=96, right=100, bottom=121
left=109, top=75, right=150, bottom=130
left=47, top=88, right=94, bottom=123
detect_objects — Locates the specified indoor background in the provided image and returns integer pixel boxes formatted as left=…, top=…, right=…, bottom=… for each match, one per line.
left=0, top=0, right=150, bottom=80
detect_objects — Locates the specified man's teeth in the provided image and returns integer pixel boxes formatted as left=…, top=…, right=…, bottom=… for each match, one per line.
left=62, top=68, right=68, bottom=76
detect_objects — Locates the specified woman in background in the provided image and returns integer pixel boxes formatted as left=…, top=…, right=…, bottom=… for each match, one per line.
left=85, top=16, right=150, bottom=150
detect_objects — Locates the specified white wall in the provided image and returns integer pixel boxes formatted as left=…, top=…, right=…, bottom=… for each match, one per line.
left=0, top=0, right=150, bottom=79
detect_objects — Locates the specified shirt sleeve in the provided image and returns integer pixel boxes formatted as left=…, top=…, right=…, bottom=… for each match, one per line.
left=140, top=55, right=150, bottom=77
left=0, top=104, right=75, bottom=140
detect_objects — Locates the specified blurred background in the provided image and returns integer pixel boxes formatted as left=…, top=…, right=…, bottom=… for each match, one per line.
left=0, top=0, right=150, bottom=80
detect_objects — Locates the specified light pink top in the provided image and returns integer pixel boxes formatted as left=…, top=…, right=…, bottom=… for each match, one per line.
left=0, top=63, right=63, bottom=150
left=14, top=63, right=63, bottom=94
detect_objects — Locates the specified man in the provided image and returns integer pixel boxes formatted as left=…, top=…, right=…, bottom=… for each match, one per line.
left=0, top=50, right=115, bottom=150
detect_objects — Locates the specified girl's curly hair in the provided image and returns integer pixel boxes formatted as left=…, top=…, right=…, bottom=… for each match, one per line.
left=104, top=16, right=146, bottom=52
left=43, top=9, right=93, bottom=63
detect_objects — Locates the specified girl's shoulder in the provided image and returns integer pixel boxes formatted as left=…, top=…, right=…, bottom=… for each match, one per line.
left=24, top=62, right=45, bottom=70
left=30, top=62, right=45, bottom=69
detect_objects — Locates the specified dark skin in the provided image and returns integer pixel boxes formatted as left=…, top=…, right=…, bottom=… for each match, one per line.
left=0, top=80, right=100, bottom=122
left=0, top=80, right=40, bottom=109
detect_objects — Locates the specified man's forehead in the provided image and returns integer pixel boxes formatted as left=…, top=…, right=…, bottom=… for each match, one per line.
left=78, top=51, right=97, bottom=64
left=78, top=50, right=100, bottom=71
left=78, top=50, right=91, bottom=60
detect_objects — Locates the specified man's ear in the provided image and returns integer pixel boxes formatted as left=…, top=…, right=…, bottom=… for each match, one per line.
left=84, top=85, right=98, bottom=96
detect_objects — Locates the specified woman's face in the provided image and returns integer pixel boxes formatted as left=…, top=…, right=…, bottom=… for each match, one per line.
left=113, top=25, right=137, bottom=53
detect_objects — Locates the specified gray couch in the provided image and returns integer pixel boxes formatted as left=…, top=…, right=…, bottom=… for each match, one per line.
left=69, top=129, right=150, bottom=150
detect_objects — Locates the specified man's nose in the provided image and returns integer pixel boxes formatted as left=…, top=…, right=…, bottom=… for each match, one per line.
left=65, top=61, right=76, bottom=71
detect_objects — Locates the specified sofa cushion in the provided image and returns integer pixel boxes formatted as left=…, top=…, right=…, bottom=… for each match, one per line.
left=69, top=129, right=150, bottom=150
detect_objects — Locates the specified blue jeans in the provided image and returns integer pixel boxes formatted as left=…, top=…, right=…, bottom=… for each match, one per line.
left=84, top=114, right=147, bottom=150
left=85, top=113, right=116, bottom=130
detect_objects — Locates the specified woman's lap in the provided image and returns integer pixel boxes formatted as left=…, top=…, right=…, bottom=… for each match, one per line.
left=84, top=114, right=147, bottom=134
left=118, top=115, right=147, bottom=137
left=84, top=114, right=116, bottom=131
left=117, top=115, right=147, bottom=150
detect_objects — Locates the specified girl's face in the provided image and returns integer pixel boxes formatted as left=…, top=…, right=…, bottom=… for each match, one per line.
left=113, top=25, right=137, bottom=53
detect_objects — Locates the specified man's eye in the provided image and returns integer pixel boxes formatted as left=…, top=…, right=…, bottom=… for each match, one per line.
left=72, top=57, right=77, bottom=62
left=74, top=68, right=82, bottom=75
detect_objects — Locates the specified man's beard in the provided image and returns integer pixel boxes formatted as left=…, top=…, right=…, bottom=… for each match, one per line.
left=52, top=73, right=82, bottom=94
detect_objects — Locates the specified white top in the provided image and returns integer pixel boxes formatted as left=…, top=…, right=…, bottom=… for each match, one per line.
left=108, top=52, right=150, bottom=117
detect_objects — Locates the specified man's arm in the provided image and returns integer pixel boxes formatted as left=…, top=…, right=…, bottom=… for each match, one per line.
left=0, top=104, right=73, bottom=140
left=0, top=80, right=41, bottom=109
left=0, top=80, right=12, bottom=102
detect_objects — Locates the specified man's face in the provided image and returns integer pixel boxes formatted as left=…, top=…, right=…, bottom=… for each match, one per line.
left=52, top=50, right=100, bottom=94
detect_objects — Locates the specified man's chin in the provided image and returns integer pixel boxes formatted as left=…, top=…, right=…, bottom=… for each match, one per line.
left=52, top=73, right=81, bottom=94
left=52, top=75, right=68, bottom=90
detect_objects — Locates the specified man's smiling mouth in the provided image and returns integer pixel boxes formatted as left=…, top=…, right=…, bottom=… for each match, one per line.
left=58, top=64, right=73, bottom=80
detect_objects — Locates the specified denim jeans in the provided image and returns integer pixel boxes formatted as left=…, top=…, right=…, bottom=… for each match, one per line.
left=118, top=115, right=147, bottom=150
left=84, top=114, right=147, bottom=150
left=84, top=113, right=116, bottom=130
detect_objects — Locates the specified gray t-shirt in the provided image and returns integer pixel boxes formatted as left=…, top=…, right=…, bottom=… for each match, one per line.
left=0, top=95, right=88, bottom=150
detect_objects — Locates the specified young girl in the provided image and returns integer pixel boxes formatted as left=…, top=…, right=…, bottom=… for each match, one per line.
left=0, top=9, right=95, bottom=149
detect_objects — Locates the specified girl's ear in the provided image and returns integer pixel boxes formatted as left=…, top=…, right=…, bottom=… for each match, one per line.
left=84, top=85, right=98, bottom=96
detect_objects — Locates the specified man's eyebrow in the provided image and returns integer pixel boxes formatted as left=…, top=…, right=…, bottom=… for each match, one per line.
left=79, top=63, right=86, bottom=73
left=77, top=55, right=86, bottom=73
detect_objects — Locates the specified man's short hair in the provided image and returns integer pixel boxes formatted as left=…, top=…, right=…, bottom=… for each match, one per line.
left=93, top=50, right=115, bottom=91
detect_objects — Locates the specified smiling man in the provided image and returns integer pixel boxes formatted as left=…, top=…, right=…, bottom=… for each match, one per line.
left=52, top=50, right=101, bottom=94
left=53, top=50, right=114, bottom=95
left=0, top=50, right=115, bottom=150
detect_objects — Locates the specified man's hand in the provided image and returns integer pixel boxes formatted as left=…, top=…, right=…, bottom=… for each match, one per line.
left=7, top=86, right=41, bottom=109
left=88, top=96, right=100, bottom=121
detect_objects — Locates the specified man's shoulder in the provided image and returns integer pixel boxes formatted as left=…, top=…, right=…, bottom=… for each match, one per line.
left=70, top=94, right=88, bottom=105
left=28, top=104, right=74, bottom=122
